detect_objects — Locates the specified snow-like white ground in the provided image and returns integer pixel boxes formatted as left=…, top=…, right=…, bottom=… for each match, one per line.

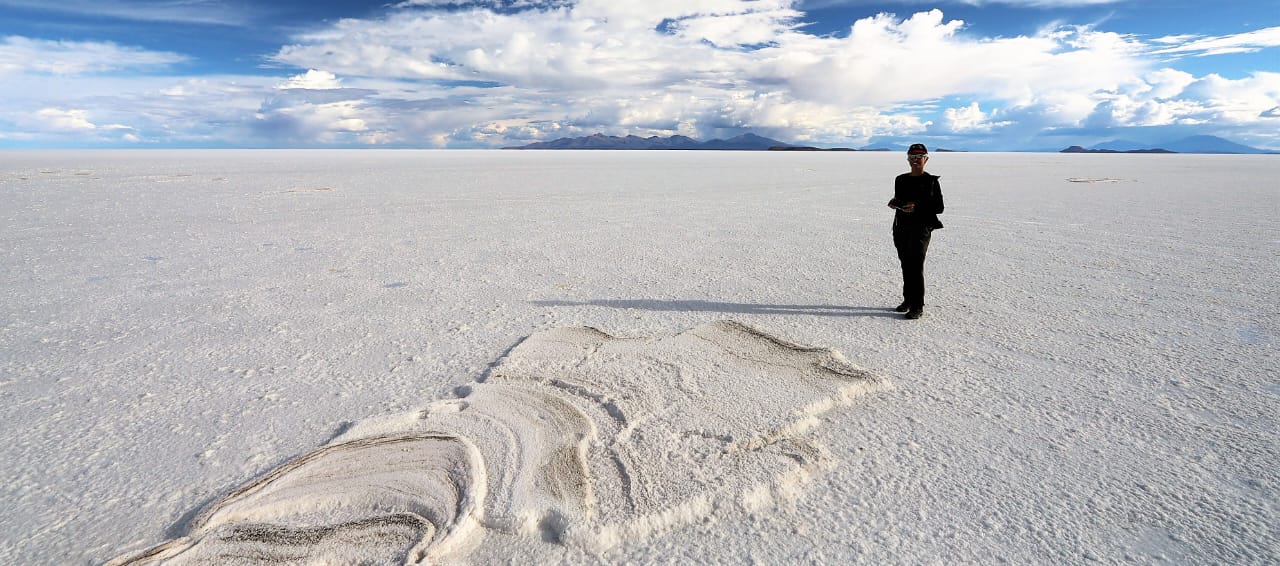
left=1, top=150, right=1276, bottom=564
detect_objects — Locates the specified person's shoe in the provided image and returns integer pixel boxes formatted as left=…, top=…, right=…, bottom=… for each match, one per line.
left=904, top=308, right=923, bottom=320
left=894, top=302, right=911, bottom=313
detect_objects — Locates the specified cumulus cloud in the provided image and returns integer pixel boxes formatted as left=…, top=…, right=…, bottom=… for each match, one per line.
left=3, top=2, right=1278, bottom=149
left=774, top=13, right=1148, bottom=108
left=260, top=4, right=1175, bottom=146
left=939, top=102, right=1012, bottom=133
left=252, top=93, right=380, bottom=145
left=36, top=108, right=98, bottom=131
left=1143, top=68, right=1197, bottom=99
left=21, top=107, right=135, bottom=143
left=393, top=0, right=571, bottom=8
left=278, top=70, right=345, bottom=90
left=959, top=0, right=1119, bottom=5
left=800, top=0, right=1119, bottom=6
left=1179, top=72, right=1280, bottom=124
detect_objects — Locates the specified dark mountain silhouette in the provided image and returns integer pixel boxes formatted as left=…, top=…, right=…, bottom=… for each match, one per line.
left=504, top=133, right=793, bottom=150
left=1162, top=135, right=1266, bottom=154
left=1061, top=146, right=1175, bottom=154
left=508, top=132, right=1272, bottom=154
left=1090, top=139, right=1150, bottom=151
left=699, top=133, right=789, bottom=150
left=1071, top=135, right=1269, bottom=154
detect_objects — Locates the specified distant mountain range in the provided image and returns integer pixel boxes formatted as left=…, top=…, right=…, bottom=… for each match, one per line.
left=504, top=133, right=793, bottom=150
left=1061, top=146, right=1174, bottom=154
left=506, top=132, right=1273, bottom=153
left=505, top=133, right=958, bottom=152
left=1063, top=135, right=1273, bottom=154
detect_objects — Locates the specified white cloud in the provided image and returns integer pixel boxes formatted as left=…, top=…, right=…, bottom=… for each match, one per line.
left=27, top=107, right=134, bottom=135
left=0, top=0, right=255, bottom=26
left=663, top=6, right=804, bottom=48
left=279, top=70, right=345, bottom=90
left=260, top=5, right=1167, bottom=146
left=1076, top=69, right=1280, bottom=132
left=0, top=36, right=186, bottom=75
left=941, top=102, right=1011, bottom=132
left=1084, top=96, right=1207, bottom=129
left=771, top=13, right=1147, bottom=108
left=211, top=6, right=1280, bottom=149
left=1149, top=34, right=1197, bottom=45
left=800, top=0, right=1119, bottom=6
left=272, top=1, right=815, bottom=90
left=0, top=73, right=278, bottom=145
left=36, top=108, right=98, bottom=131
left=957, top=0, right=1119, bottom=5
left=3, top=3, right=1277, bottom=149
left=253, top=98, right=375, bottom=144
left=1143, top=68, right=1197, bottom=99
left=1180, top=72, right=1280, bottom=124
left=1149, top=26, right=1280, bottom=57
left=393, top=0, right=571, bottom=8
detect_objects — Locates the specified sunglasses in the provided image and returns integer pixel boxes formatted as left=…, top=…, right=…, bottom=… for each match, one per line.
left=907, top=154, right=927, bottom=162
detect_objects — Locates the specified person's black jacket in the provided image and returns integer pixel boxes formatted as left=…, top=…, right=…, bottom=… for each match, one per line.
left=890, top=173, right=944, bottom=231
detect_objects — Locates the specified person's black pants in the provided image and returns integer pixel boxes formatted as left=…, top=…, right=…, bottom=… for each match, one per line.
left=894, top=228, right=932, bottom=308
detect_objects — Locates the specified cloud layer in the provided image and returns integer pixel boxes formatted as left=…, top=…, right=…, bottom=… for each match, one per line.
left=1, top=1, right=1277, bottom=149
left=0, top=36, right=186, bottom=75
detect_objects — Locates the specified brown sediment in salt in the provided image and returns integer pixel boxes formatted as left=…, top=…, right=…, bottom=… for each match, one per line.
left=110, top=320, right=889, bottom=565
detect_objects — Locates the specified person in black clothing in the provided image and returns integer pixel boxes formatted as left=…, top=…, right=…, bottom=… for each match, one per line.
left=887, top=143, right=944, bottom=320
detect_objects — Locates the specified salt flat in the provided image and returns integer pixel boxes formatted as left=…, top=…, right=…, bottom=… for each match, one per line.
left=1, top=150, right=1276, bottom=563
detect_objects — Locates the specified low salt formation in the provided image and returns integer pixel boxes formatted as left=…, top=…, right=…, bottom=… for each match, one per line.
left=111, top=321, right=888, bottom=564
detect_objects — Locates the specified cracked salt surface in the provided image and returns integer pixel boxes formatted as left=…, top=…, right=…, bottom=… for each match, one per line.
left=1, top=150, right=1276, bottom=564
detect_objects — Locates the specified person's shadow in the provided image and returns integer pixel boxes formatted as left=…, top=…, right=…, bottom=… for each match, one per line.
left=530, top=299, right=901, bottom=318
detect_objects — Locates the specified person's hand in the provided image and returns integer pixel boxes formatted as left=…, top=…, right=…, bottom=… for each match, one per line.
left=899, top=202, right=916, bottom=213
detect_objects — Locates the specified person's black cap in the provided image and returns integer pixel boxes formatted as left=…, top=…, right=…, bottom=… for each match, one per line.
left=907, top=143, right=928, bottom=155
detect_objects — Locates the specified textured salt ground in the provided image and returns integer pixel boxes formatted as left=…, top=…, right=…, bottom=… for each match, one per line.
left=109, top=321, right=887, bottom=564
left=1, top=151, right=1276, bottom=563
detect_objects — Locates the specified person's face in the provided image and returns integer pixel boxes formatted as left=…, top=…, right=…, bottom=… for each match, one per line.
left=908, top=154, right=927, bottom=170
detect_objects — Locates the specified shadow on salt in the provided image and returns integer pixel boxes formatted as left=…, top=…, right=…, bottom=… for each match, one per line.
left=532, top=298, right=904, bottom=318
left=110, top=320, right=890, bottom=565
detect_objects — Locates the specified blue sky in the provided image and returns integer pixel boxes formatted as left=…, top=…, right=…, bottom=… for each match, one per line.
left=1, top=0, right=1277, bottom=150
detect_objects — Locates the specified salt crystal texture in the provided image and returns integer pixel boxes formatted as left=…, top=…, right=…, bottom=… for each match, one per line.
left=2, top=150, right=1276, bottom=564
left=110, top=321, right=886, bottom=564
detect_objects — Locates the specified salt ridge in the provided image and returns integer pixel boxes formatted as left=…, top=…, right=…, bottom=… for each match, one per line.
left=110, top=321, right=887, bottom=563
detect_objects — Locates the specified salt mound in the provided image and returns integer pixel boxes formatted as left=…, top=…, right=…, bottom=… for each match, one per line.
left=111, top=321, right=888, bottom=564
left=112, top=435, right=483, bottom=564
